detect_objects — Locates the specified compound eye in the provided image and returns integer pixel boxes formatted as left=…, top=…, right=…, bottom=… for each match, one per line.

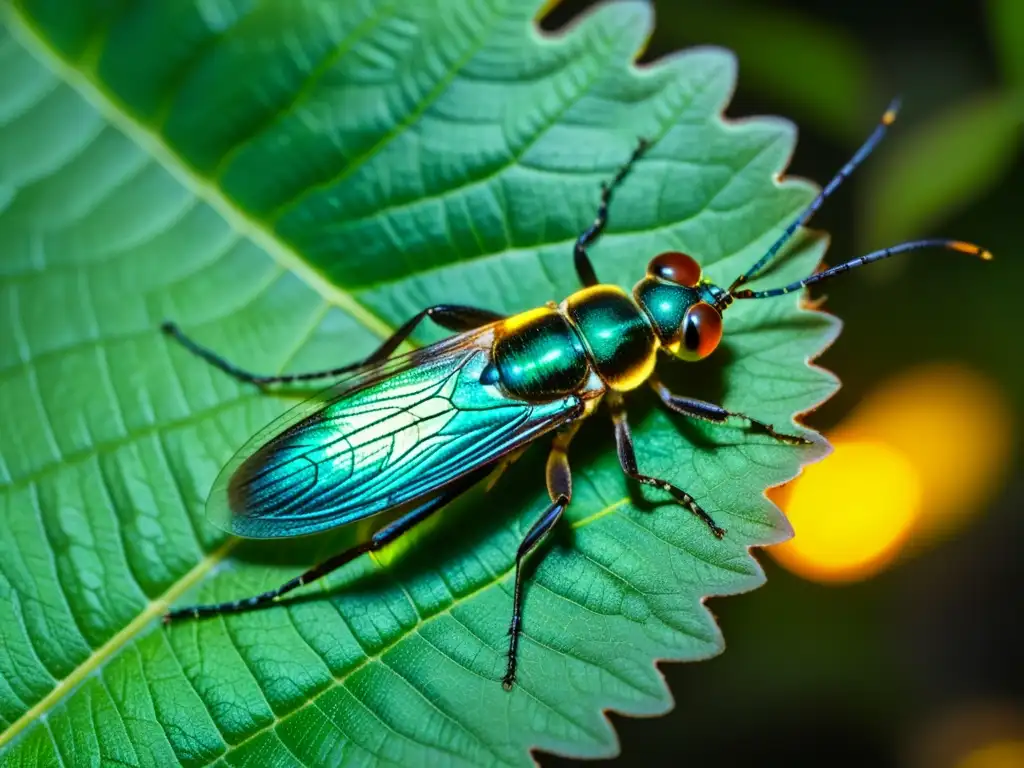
left=649, top=251, right=702, bottom=287
left=678, top=302, right=723, bottom=361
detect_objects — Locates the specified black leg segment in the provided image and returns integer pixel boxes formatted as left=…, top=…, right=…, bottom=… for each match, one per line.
left=608, top=393, right=725, bottom=539
left=573, top=138, right=650, bottom=288
left=503, top=423, right=579, bottom=690
left=161, top=304, right=503, bottom=385
left=649, top=377, right=812, bottom=446
left=164, top=465, right=492, bottom=623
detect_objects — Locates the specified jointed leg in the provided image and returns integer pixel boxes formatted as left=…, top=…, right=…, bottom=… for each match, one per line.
left=649, top=377, right=812, bottom=446
left=573, top=139, right=650, bottom=287
left=164, top=465, right=492, bottom=622
left=503, top=422, right=580, bottom=689
left=161, top=304, right=504, bottom=386
left=608, top=393, right=725, bottom=539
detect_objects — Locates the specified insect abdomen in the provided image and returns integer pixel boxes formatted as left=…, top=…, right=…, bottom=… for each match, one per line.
left=563, top=285, right=658, bottom=391
left=492, top=308, right=591, bottom=399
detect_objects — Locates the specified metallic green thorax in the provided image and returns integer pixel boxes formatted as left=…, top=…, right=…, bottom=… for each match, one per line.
left=491, top=286, right=659, bottom=400
left=564, top=286, right=656, bottom=390
left=492, top=309, right=590, bottom=398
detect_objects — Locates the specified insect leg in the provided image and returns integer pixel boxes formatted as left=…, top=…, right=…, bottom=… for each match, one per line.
left=503, top=422, right=580, bottom=689
left=608, top=393, right=726, bottom=538
left=161, top=304, right=504, bottom=385
left=573, top=138, right=650, bottom=288
left=164, top=464, right=492, bottom=623
left=649, top=377, right=812, bottom=446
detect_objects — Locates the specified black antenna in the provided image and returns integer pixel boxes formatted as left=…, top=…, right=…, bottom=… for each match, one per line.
left=728, top=97, right=902, bottom=295
left=731, top=239, right=992, bottom=300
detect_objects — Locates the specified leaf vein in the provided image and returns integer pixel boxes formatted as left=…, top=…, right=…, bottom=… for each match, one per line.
left=266, top=1, right=506, bottom=224
left=210, top=0, right=403, bottom=180
left=6, top=7, right=398, bottom=344
left=217, top=490, right=628, bottom=759
left=378, top=650, right=503, bottom=766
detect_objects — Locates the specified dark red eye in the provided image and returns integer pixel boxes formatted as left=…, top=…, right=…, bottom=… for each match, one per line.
left=678, top=302, right=723, bottom=361
left=648, top=251, right=702, bottom=287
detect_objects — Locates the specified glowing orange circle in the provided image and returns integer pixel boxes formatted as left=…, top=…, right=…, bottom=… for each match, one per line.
left=770, top=440, right=922, bottom=583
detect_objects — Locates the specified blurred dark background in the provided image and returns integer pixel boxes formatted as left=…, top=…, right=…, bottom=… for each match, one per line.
left=539, top=1, right=1023, bottom=766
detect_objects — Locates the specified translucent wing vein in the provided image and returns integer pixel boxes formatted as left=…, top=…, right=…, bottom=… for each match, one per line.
left=208, top=328, right=582, bottom=538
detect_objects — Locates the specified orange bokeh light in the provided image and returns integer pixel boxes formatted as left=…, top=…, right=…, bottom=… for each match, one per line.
left=957, top=740, right=1024, bottom=768
left=839, top=364, right=1012, bottom=545
left=771, top=441, right=921, bottom=582
left=770, top=363, right=1012, bottom=584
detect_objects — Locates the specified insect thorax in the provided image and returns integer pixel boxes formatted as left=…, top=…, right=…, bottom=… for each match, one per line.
left=489, top=287, right=658, bottom=401
left=491, top=307, right=591, bottom=399
left=562, top=285, right=658, bottom=391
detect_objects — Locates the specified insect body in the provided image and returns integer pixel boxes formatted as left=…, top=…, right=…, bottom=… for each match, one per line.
left=163, top=100, right=990, bottom=689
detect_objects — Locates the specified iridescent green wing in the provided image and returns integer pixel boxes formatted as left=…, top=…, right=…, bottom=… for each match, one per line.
left=207, top=326, right=584, bottom=539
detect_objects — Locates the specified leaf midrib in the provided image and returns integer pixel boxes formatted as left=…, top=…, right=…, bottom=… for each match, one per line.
left=4, top=6, right=396, bottom=341
left=0, top=539, right=240, bottom=750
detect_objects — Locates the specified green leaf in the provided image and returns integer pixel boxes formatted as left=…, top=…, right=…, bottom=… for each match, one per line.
left=988, top=0, right=1024, bottom=89
left=651, top=0, right=872, bottom=142
left=0, top=0, right=837, bottom=764
left=860, top=92, right=1022, bottom=251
